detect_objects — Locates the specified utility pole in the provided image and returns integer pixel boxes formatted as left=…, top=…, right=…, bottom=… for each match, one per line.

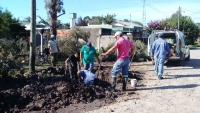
left=142, top=0, right=146, bottom=26
left=178, top=6, right=180, bottom=30
left=29, top=0, right=36, bottom=72
left=129, top=14, right=131, bottom=33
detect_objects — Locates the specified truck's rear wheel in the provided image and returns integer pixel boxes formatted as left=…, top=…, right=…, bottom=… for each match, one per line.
left=185, top=54, right=190, bottom=61
left=152, top=59, right=155, bottom=65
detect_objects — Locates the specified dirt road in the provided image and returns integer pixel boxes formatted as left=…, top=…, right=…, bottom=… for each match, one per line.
left=84, top=48, right=200, bottom=113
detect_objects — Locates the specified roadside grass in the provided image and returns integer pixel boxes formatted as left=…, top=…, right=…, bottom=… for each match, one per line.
left=21, top=60, right=66, bottom=76
left=188, top=43, right=200, bottom=49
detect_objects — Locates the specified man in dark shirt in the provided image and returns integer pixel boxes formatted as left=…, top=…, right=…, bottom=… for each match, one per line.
left=65, top=52, right=81, bottom=79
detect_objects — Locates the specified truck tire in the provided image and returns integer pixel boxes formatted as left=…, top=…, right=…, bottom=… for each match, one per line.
left=185, top=54, right=190, bottom=61
left=152, top=59, right=155, bottom=65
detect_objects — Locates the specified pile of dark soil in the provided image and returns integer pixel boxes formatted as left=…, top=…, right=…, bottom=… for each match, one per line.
left=94, top=65, right=142, bottom=85
left=0, top=66, right=118, bottom=113
left=0, top=65, right=142, bottom=113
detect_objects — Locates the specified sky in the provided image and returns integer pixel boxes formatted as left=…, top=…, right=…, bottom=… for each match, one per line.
left=0, top=0, right=199, bottom=26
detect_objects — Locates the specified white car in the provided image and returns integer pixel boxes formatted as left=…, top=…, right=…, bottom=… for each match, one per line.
left=147, top=29, right=190, bottom=66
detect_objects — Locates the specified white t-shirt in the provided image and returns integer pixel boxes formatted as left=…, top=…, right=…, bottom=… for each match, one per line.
left=48, top=40, right=58, bottom=53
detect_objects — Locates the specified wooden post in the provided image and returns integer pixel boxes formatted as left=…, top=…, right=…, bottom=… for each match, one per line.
left=29, top=0, right=36, bottom=72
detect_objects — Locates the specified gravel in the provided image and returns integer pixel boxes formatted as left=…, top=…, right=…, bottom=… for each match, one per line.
left=83, top=48, right=200, bottom=113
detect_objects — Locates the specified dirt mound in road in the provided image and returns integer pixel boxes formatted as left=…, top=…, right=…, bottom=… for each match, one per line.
left=93, top=65, right=142, bottom=85
left=0, top=65, right=142, bottom=113
left=0, top=67, right=118, bottom=113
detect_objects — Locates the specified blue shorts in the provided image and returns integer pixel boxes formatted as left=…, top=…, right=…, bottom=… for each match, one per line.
left=111, top=57, right=130, bottom=77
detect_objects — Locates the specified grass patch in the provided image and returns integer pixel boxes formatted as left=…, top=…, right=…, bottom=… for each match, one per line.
left=188, top=44, right=200, bottom=49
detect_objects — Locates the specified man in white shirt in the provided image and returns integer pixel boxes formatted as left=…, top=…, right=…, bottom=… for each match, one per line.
left=48, top=35, right=60, bottom=67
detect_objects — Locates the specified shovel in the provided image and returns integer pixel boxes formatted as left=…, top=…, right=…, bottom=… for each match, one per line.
left=97, top=47, right=106, bottom=78
left=128, top=53, right=135, bottom=70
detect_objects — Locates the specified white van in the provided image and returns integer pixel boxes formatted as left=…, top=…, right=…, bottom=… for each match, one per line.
left=147, top=29, right=190, bottom=66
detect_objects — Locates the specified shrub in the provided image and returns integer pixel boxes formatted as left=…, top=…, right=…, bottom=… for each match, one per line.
left=100, top=43, right=117, bottom=62
left=58, top=38, right=84, bottom=59
left=0, top=37, right=29, bottom=77
left=128, top=37, right=150, bottom=62
left=98, top=39, right=150, bottom=62
left=132, top=40, right=150, bottom=61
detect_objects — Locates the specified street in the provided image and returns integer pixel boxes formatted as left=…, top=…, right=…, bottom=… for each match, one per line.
left=84, top=48, right=200, bottom=113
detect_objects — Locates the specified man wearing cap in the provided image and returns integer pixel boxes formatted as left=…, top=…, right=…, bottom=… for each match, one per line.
left=48, top=35, right=60, bottom=67
left=101, top=31, right=135, bottom=91
left=80, top=42, right=100, bottom=71
left=151, top=33, right=171, bottom=80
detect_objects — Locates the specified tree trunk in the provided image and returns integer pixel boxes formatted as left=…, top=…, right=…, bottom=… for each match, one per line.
left=50, top=1, right=57, bottom=38
left=50, top=15, right=57, bottom=38
left=29, top=0, right=36, bottom=72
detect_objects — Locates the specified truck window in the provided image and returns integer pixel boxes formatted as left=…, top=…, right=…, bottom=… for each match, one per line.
left=158, top=33, right=176, bottom=45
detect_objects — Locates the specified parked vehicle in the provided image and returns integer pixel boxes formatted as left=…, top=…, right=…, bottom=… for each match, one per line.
left=147, top=29, right=190, bottom=66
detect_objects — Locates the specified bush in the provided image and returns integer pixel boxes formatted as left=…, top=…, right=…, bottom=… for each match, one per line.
left=98, top=43, right=117, bottom=62
left=132, top=40, right=150, bottom=62
left=98, top=39, right=150, bottom=62
left=0, top=37, right=30, bottom=77
left=58, top=38, right=84, bottom=60
left=127, top=36, right=150, bottom=62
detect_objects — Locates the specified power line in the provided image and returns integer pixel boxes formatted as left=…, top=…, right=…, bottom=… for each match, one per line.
left=140, top=0, right=169, bottom=17
left=142, top=0, right=146, bottom=26
left=179, top=7, right=200, bottom=16
left=151, top=0, right=174, bottom=13
left=156, top=0, right=169, bottom=9
left=181, top=7, right=194, bottom=13
left=146, top=1, right=169, bottom=16
left=78, top=0, right=84, bottom=13
left=188, top=11, right=200, bottom=16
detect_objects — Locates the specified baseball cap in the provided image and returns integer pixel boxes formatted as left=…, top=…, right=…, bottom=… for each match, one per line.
left=51, top=35, right=55, bottom=38
left=86, top=42, right=92, bottom=47
left=158, top=33, right=164, bottom=37
left=114, top=31, right=122, bottom=38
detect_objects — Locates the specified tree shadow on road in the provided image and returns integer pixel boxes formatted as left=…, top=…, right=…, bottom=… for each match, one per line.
left=165, top=74, right=200, bottom=78
left=165, top=58, right=200, bottom=69
left=137, top=84, right=200, bottom=90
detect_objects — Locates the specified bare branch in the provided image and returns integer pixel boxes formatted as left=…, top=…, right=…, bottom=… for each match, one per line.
left=57, top=12, right=65, bottom=18
left=37, top=16, right=51, bottom=26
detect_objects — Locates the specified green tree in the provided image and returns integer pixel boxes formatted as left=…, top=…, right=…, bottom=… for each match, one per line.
left=84, top=14, right=116, bottom=25
left=0, top=8, right=26, bottom=39
left=163, top=12, right=200, bottom=45
left=132, top=21, right=143, bottom=26
left=123, top=19, right=129, bottom=22
left=83, top=16, right=91, bottom=21
left=180, top=16, right=200, bottom=45
left=23, top=16, right=31, bottom=22
left=90, top=16, right=103, bottom=25
left=103, top=14, right=116, bottom=24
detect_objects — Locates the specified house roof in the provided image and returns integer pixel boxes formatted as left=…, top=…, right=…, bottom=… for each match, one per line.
left=112, top=20, right=143, bottom=27
left=57, top=29, right=70, bottom=37
left=21, top=22, right=50, bottom=30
